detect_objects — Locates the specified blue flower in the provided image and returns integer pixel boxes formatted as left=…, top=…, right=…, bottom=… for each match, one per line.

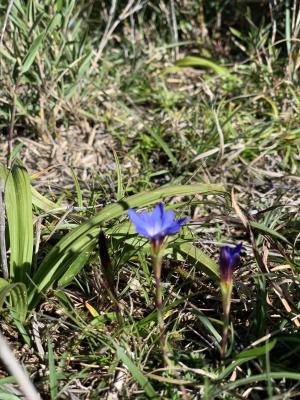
left=128, top=202, right=190, bottom=243
left=219, top=243, right=242, bottom=283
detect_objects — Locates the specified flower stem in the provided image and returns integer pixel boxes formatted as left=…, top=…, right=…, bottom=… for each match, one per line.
left=220, top=284, right=232, bottom=360
left=152, top=244, right=190, bottom=399
left=221, top=313, right=229, bottom=360
left=152, top=247, right=170, bottom=366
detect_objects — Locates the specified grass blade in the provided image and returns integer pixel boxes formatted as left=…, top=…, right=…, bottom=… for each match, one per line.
left=175, top=56, right=230, bottom=75
left=20, top=31, right=45, bottom=73
left=115, top=344, right=159, bottom=399
left=0, top=278, right=27, bottom=322
left=47, top=337, right=58, bottom=400
left=176, top=242, right=219, bottom=279
left=31, top=187, right=58, bottom=212
left=70, top=168, right=83, bottom=209
left=148, top=128, right=177, bottom=166
left=28, top=183, right=224, bottom=308
left=1, top=163, right=33, bottom=283
left=213, top=372, right=300, bottom=397
left=249, top=221, right=289, bottom=243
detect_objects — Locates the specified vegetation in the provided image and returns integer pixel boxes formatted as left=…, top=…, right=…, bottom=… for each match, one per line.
left=0, top=1, right=300, bottom=398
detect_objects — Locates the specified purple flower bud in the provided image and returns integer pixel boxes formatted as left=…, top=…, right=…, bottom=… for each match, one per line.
left=219, top=243, right=243, bottom=284
left=128, top=202, right=190, bottom=246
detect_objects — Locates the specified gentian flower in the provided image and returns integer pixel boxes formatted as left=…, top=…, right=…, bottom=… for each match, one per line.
left=128, top=202, right=190, bottom=365
left=219, top=243, right=243, bottom=285
left=128, top=202, right=189, bottom=249
left=219, top=243, right=242, bottom=359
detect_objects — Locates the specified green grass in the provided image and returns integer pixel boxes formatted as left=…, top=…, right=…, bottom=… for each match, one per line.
left=0, top=1, right=300, bottom=399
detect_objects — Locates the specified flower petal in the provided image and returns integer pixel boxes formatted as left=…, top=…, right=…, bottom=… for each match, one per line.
left=164, top=221, right=182, bottom=235
left=177, top=216, right=190, bottom=226
left=135, top=225, right=153, bottom=239
left=151, top=202, right=164, bottom=220
left=128, top=203, right=189, bottom=241
left=161, top=210, right=175, bottom=229
left=219, top=246, right=232, bottom=281
left=230, top=243, right=243, bottom=268
left=232, top=243, right=243, bottom=256
left=148, top=203, right=164, bottom=236
left=139, top=210, right=152, bottom=225
left=219, top=243, right=242, bottom=283
left=128, top=208, right=144, bottom=229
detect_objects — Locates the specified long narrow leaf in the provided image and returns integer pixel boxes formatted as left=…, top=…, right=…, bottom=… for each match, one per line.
left=115, top=344, right=159, bottom=399
left=31, top=187, right=58, bottom=212
left=20, top=32, right=45, bottom=73
left=0, top=278, right=28, bottom=322
left=29, top=183, right=224, bottom=308
left=175, top=56, right=230, bottom=76
left=1, top=163, right=33, bottom=283
left=176, top=242, right=219, bottom=279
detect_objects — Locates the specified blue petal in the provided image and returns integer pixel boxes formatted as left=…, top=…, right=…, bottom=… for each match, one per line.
left=139, top=210, right=152, bottom=226
left=230, top=243, right=242, bottom=267
left=151, top=202, right=164, bottom=220
left=177, top=216, right=190, bottom=226
left=219, top=244, right=242, bottom=281
left=220, top=246, right=231, bottom=265
left=161, top=210, right=175, bottom=229
left=128, top=209, right=153, bottom=238
left=135, top=225, right=153, bottom=239
left=164, top=221, right=182, bottom=235
left=164, top=216, right=190, bottom=236
left=128, top=209, right=144, bottom=229
left=145, top=203, right=163, bottom=236
left=128, top=203, right=189, bottom=240
left=219, top=246, right=232, bottom=279
left=232, top=243, right=243, bottom=257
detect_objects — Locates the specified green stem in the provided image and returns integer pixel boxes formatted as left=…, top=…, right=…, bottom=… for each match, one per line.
left=152, top=248, right=169, bottom=366
left=221, top=312, right=229, bottom=360
left=152, top=244, right=189, bottom=398
left=220, top=284, right=232, bottom=360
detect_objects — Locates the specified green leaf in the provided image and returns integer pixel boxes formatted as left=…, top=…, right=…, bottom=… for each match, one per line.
left=78, top=51, right=93, bottom=77
left=249, top=221, right=289, bottom=243
left=114, top=151, right=124, bottom=201
left=0, top=47, right=16, bottom=63
left=15, top=97, right=28, bottom=115
left=0, top=278, right=28, bottom=322
left=213, top=372, right=300, bottom=397
left=29, top=183, right=225, bottom=308
left=229, top=27, right=243, bottom=39
left=236, top=340, right=276, bottom=359
left=0, top=163, right=33, bottom=283
left=148, top=128, right=177, bottom=166
left=217, top=340, right=277, bottom=381
left=175, top=56, right=230, bottom=76
left=9, top=143, right=24, bottom=164
left=176, top=242, right=219, bottom=279
left=20, top=32, right=45, bottom=73
left=46, top=13, right=62, bottom=34
left=115, top=344, right=159, bottom=399
left=58, top=241, right=94, bottom=287
left=192, top=308, right=222, bottom=343
left=135, top=298, right=183, bottom=330
left=70, top=168, right=83, bottom=209
left=31, top=186, right=58, bottom=212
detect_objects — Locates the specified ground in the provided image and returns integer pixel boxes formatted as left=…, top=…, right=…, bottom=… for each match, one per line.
left=0, top=2, right=300, bottom=399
